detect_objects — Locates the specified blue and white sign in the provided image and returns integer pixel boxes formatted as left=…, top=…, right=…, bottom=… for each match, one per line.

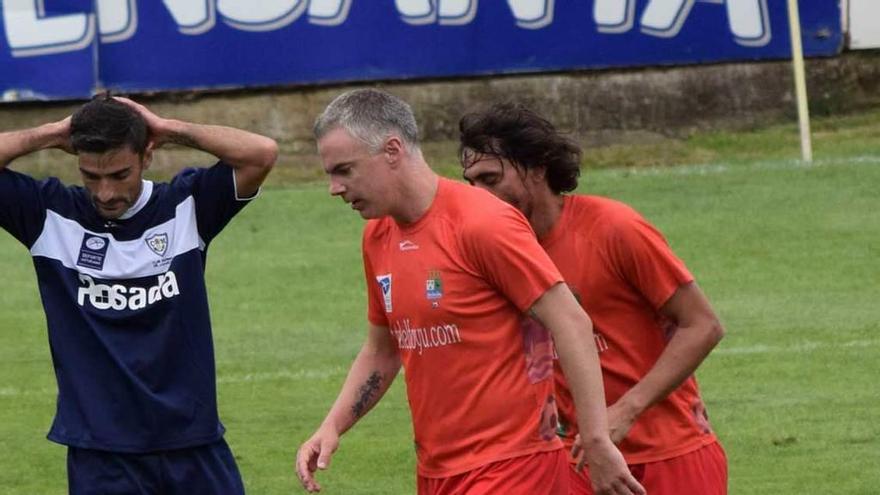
left=0, top=1, right=843, bottom=101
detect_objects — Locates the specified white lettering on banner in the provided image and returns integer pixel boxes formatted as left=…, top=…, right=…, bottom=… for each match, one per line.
left=391, top=318, right=462, bottom=355
left=3, top=0, right=96, bottom=58
left=396, top=0, right=552, bottom=28
left=2, top=0, right=772, bottom=57
left=97, top=0, right=138, bottom=43
left=160, top=0, right=351, bottom=34
left=595, top=0, right=770, bottom=46
left=77, top=272, right=180, bottom=311
left=161, top=0, right=216, bottom=35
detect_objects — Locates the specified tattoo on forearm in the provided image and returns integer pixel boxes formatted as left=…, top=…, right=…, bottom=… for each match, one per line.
left=351, top=372, right=383, bottom=419
left=166, top=132, right=199, bottom=149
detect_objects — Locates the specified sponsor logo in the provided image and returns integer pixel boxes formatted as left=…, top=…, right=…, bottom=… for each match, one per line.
left=399, top=240, right=419, bottom=251
left=77, top=234, right=109, bottom=270
left=376, top=274, right=392, bottom=313
left=426, top=270, right=443, bottom=301
left=391, top=318, right=463, bottom=355
left=77, top=271, right=180, bottom=311
left=145, top=232, right=169, bottom=257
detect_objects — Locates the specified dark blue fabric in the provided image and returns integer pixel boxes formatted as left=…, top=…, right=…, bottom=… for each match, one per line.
left=0, top=161, right=251, bottom=452
left=67, top=439, right=245, bottom=495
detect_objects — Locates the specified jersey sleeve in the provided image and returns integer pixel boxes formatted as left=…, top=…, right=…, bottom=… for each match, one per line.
left=363, top=223, right=390, bottom=327
left=170, top=161, right=257, bottom=245
left=0, top=169, right=59, bottom=248
left=461, top=205, right=563, bottom=312
left=605, top=211, right=694, bottom=310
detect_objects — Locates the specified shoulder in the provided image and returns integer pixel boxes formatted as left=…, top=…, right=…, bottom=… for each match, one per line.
left=569, top=195, right=652, bottom=233
left=363, top=217, right=394, bottom=243
left=440, top=179, right=526, bottom=233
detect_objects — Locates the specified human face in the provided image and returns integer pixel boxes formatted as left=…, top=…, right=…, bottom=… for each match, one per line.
left=78, top=147, right=148, bottom=220
left=461, top=151, right=536, bottom=219
left=318, top=127, right=393, bottom=219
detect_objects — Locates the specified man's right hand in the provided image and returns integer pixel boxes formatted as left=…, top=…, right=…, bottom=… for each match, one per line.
left=51, top=116, right=76, bottom=155
left=574, top=436, right=646, bottom=495
left=295, top=427, right=340, bottom=493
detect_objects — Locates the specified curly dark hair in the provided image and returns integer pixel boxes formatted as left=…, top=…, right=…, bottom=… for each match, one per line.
left=458, top=103, right=581, bottom=194
left=70, top=94, right=148, bottom=156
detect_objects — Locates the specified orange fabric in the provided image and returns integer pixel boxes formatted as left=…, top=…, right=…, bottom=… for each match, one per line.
left=418, top=449, right=570, bottom=495
left=569, top=441, right=728, bottom=495
left=363, top=178, right=564, bottom=477
left=542, top=195, right=717, bottom=464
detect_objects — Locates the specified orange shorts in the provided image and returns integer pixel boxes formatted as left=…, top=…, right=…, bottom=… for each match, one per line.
left=570, top=441, right=728, bottom=495
left=418, top=449, right=569, bottom=495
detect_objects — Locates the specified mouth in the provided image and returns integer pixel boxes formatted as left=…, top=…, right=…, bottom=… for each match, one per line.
left=349, top=199, right=363, bottom=210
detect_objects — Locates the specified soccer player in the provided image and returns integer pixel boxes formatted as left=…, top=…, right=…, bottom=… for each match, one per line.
left=458, top=103, right=727, bottom=494
left=0, top=95, right=277, bottom=494
left=295, top=89, right=644, bottom=495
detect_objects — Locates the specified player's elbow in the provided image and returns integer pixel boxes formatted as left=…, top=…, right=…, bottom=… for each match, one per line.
left=255, top=137, right=279, bottom=171
left=705, top=317, right=725, bottom=347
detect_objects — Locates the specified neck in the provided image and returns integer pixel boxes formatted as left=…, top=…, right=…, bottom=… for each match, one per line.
left=528, top=189, right=565, bottom=239
left=390, top=158, right=439, bottom=225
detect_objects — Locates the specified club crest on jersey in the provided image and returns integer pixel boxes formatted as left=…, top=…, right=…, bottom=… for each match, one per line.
left=77, top=234, right=109, bottom=270
left=426, top=270, right=443, bottom=302
left=376, top=274, right=392, bottom=313
left=145, top=233, right=169, bottom=257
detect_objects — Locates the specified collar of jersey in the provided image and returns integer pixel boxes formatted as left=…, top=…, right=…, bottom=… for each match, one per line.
left=118, top=180, right=154, bottom=220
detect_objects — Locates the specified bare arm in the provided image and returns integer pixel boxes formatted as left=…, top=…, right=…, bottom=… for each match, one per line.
left=607, top=282, right=724, bottom=443
left=115, top=97, right=277, bottom=198
left=531, top=283, right=644, bottom=495
left=295, top=323, right=401, bottom=493
left=0, top=118, right=73, bottom=170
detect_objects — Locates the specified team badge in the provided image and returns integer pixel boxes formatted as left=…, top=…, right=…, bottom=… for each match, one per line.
left=77, top=234, right=109, bottom=270
left=145, top=233, right=169, bottom=257
left=426, top=270, right=443, bottom=301
left=376, top=274, right=392, bottom=313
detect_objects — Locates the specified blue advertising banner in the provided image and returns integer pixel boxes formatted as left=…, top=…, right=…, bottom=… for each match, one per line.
left=0, top=1, right=844, bottom=102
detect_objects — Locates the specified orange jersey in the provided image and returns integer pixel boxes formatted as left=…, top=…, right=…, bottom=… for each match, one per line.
left=543, top=195, right=717, bottom=464
left=363, top=178, right=563, bottom=478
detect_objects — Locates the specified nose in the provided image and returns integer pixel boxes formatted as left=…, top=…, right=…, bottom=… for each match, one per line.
left=95, top=180, right=116, bottom=203
left=328, top=178, right=345, bottom=197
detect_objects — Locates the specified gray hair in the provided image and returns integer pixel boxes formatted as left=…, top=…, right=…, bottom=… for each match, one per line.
left=314, top=88, right=420, bottom=152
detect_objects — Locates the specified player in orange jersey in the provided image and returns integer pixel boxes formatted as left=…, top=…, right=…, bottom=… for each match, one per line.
left=459, top=103, right=727, bottom=495
left=295, top=89, right=644, bottom=495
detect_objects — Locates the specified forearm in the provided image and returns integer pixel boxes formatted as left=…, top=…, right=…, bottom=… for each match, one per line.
left=553, top=313, right=610, bottom=444
left=161, top=120, right=277, bottom=171
left=0, top=122, right=68, bottom=169
left=617, top=322, right=723, bottom=416
left=533, top=284, right=609, bottom=444
left=319, top=339, right=401, bottom=436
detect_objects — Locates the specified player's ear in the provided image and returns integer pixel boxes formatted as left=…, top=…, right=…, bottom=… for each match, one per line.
left=529, top=165, right=547, bottom=182
left=383, top=136, right=405, bottom=167
left=141, top=145, right=153, bottom=172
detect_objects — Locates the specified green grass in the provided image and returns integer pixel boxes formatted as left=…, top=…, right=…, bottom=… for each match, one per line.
left=0, top=111, right=879, bottom=493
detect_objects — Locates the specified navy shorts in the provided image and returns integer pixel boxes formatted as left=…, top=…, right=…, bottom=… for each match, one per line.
left=67, top=438, right=245, bottom=495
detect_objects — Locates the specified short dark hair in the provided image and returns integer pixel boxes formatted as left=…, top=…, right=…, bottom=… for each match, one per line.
left=459, top=103, right=581, bottom=194
left=70, top=94, right=148, bottom=156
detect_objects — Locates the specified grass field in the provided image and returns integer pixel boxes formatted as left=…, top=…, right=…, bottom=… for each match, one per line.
left=0, top=111, right=878, bottom=493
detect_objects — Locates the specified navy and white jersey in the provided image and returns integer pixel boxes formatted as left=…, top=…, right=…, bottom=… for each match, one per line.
left=0, top=162, right=255, bottom=453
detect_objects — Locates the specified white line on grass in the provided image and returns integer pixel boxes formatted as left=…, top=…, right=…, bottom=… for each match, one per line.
left=714, top=338, right=879, bottom=356
left=598, top=154, right=880, bottom=179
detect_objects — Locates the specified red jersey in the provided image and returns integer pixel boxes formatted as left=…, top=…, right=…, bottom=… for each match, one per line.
left=544, top=195, right=717, bottom=464
left=363, top=178, right=564, bottom=477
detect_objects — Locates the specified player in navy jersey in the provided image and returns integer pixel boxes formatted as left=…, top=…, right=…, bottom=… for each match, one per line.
left=0, top=95, right=277, bottom=494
